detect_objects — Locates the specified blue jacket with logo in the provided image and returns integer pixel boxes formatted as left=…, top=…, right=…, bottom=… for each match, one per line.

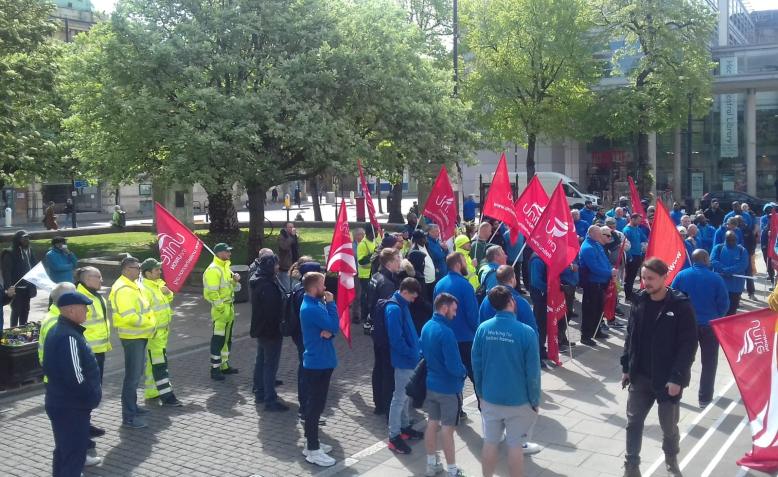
left=434, top=272, right=480, bottom=343
left=420, top=313, right=467, bottom=394
left=300, top=294, right=339, bottom=369
left=479, top=288, right=538, bottom=335
left=43, top=317, right=101, bottom=410
left=579, top=237, right=612, bottom=284
left=710, top=243, right=749, bottom=293
left=671, top=264, right=730, bottom=325
left=386, top=292, right=421, bottom=369
left=472, top=311, right=540, bottom=407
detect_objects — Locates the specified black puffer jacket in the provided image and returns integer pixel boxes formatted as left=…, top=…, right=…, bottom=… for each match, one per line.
left=1, top=231, right=37, bottom=298
left=368, top=267, right=399, bottom=318
left=621, top=288, right=698, bottom=401
left=249, top=255, right=283, bottom=340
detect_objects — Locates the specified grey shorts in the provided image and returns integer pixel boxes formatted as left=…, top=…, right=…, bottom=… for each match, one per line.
left=481, top=401, right=538, bottom=448
left=425, top=390, right=462, bottom=427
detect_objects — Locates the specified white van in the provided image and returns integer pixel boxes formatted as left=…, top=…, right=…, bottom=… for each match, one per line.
left=483, top=171, right=599, bottom=209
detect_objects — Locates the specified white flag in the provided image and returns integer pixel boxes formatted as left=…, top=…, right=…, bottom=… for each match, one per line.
left=20, top=262, right=56, bottom=292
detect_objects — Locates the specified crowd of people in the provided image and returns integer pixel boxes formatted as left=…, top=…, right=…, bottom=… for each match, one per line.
left=1, top=191, right=775, bottom=477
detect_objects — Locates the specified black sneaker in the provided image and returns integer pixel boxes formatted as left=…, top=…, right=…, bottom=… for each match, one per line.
left=274, top=380, right=283, bottom=386
left=89, top=425, right=105, bottom=438
left=210, top=369, right=225, bottom=381
left=388, top=435, right=412, bottom=454
left=581, top=337, right=597, bottom=346
left=161, top=395, right=183, bottom=407
left=265, top=401, right=290, bottom=412
left=595, top=331, right=610, bottom=340
left=401, top=426, right=424, bottom=440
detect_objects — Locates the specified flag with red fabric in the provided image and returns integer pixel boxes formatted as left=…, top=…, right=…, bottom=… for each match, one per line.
left=154, top=202, right=204, bottom=293
left=326, top=199, right=357, bottom=347
left=422, top=165, right=457, bottom=241
left=628, top=176, right=648, bottom=230
left=357, top=159, right=383, bottom=239
left=602, top=239, right=627, bottom=321
left=645, top=201, right=687, bottom=285
left=514, top=175, right=550, bottom=240
left=711, top=309, right=778, bottom=473
left=527, top=182, right=580, bottom=365
left=482, top=153, right=521, bottom=244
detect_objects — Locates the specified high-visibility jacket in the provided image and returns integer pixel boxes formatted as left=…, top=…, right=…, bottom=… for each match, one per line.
left=454, top=235, right=479, bottom=290
left=38, top=305, right=60, bottom=377
left=203, top=257, right=235, bottom=308
left=77, top=283, right=112, bottom=353
left=109, top=275, right=156, bottom=339
left=141, top=278, right=174, bottom=332
left=357, top=238, right=376, bottom=279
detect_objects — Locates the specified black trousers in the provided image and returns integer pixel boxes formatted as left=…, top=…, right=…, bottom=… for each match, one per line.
left=624, top=255, right=643, bottom=303
left=521, top=247, right=533, bottom=289
left=10, top=288, right=32, bottom=327
left=95, top=352, right=105, bottom=383
left=762, top=247, right=775, bottom=282
left=582, top=282, right=607, bottom=338
left=530, top=289, right=548, bottom=359
left=46, top=405, right=90, bottom=477
left=625, top=374, right=680, bottom=466
left=292, top=334, right=306, bottom=416
left=302, top=368, right=333, bottom=451
left=371, top=344, right=394, bottom=413
left=458, top=341, right=479, bottom=408
left=697, top=324, right=719, bottom=404
left=359, top=278, right=370, bottom=322
left=746, top=254, right=756, bottom=295
left=727, top=292, right=741, bottom=316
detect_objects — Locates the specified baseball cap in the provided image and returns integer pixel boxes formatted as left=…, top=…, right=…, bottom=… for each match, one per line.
left=213, top=243, right=233, bottom=253
left=57, top=292, right=93, bottom=307
left=141, top=258, right=162, bottom=272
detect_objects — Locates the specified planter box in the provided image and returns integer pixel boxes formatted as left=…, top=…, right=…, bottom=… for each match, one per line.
left=0, top=341, right=43, bottom=388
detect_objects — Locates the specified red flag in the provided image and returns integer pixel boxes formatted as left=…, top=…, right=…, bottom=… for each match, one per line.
left=326, top=199, right=357, bottom=347
left=644, top=201, right=687, bottom=285
left=357, top=159, right=383, bottom=239
left=154, top=202, right=204, bottom=293
left=768, top=211, right=778, bottom=262
left=528, top=182, right=580, bottom=365
left=628, top=176, right=647, bottom=226
left=711, top=309, right=778, bottom=472
left=602, top=239, right=627, bottom=321
left=514, top=175, right=550, bottom=240
left=422, top=166, right=457, bottom=241
left=483, top=153, right=521, bottom=243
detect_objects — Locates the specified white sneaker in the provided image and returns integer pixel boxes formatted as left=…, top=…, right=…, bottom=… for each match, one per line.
left=425, top=461, right=444, bottom=476
left=305, top=448, right=336, bottom=467
left=302, top=443, right=333, bottom=456
left=84, top=455, right=103, bottom=466
left=522, top=442, right=542, bottom=455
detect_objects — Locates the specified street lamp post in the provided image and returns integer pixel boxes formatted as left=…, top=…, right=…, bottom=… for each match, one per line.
left=687, top=92, right=693, bottom=209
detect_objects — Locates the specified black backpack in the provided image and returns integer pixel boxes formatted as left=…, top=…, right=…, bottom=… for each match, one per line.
left=371, top=297, right=398, bottom=349
left=279, top=286, right=305, bottom=337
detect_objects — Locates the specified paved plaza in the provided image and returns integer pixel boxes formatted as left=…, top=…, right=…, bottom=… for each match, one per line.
left=0, top=263, right=774, bottom=477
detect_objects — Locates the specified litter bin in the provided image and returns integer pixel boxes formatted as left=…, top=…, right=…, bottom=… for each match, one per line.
left=231, top=265, right=250, bottom=303
left=0, top=324, right=43, bottom=388
left=356, top=197, right=366, bottom=222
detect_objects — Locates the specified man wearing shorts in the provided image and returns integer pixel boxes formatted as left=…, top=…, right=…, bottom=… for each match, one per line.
left=472, top=285, right=541, bottom=477
left=420, top=293, right=468, bottom=477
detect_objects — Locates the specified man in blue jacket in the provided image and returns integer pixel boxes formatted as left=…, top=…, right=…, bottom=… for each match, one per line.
left=695, top=214, right=716, bottom=253
left=426, top=224, right=449, bottom=282
left=44, top=237, right=78, bottom=284
left=622, top=214, right=648, bottom=302
left=43, top=291, right=102, bottom=477
left=477, top=245, right=505, bottom=293
left=579, top=226, right=616, bottom=346
left=713, top=217, right=743, bottom=248
left=760, top=204, right=775, bottom=285
left=421, top=293, right=468, bottom=477
left=528, top=252, right=573, bottom=364
left=579, top=200, right=596, bottom=225
left=472, top=286, right=540, bottom=477
left=711, top=231, right=749, bottom=317
left=670, top=202, right=684, bottom=225
left=479, top=265, right=537, bottom=334
left=299, top=272, right=340, bottom=467
left=572, top=209, right=589, bottom=241
left=434, top=252, right=481, bottom=413
left=386, top=278, right=424, bottom=454
left=671, top=249, right=729, bottom=407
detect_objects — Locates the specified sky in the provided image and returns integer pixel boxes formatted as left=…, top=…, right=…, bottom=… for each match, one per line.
left=91, top=0, right=778, bottom=14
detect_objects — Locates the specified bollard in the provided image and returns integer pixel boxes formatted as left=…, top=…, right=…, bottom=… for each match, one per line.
left=4, top=207, right=11, bottom=227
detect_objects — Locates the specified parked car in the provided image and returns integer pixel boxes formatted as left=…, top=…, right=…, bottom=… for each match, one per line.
left=700, top=190, right=770, bottom=215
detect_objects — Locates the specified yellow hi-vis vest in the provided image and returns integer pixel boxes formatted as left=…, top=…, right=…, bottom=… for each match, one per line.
left=357, top=238, right=376, bottom=279
left=203, top=257, right=235, bottom=307
left=141, top=278, right=174, bottom=329
left=109, top=275, right=156, bottom=339
left=77, top=283, right=112, bottom=353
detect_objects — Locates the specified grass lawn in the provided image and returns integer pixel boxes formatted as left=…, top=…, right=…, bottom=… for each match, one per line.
left=30, top=228, right=334, bottom=268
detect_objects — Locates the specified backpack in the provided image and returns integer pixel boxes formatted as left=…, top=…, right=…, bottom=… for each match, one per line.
left=371, top=297, right=398, bottom=349
left=475, top=268, right=496, bottom=304
left=279, top=286, right=305, bottom=337
left=405, top=359, right=427, bottom=409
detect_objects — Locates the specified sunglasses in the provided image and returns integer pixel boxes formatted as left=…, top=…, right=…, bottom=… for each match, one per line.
left=602, top=234, right=612, bottom=238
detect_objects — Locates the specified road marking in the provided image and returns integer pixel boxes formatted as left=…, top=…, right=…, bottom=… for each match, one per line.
left=679, top=398, right=740, bottom=470
left=644, top=378, right=735, bottom=476
left=700, top=416, right=748, bottom=477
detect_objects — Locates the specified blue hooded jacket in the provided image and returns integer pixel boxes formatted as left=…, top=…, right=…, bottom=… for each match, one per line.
left=434, top=271, right=480, bottom=343
left=671, top=264, right=730, bottom=325
left=479, top=287, right=537, bottom=335
left=385, top=291, right=421, bottom=369
left=710, top=243, right=749, bottom=293
left=420, top=313, right=467, bottom=394
left=579, top=237, right=612, bottom=284
left=300, top=294, right=340, bottom=369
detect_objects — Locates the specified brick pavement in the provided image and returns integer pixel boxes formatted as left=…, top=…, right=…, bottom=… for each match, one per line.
left=0, top=265, right=775, bottom=476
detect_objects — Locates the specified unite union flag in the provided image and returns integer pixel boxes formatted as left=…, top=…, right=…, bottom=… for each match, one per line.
left=154, top=202, right=204, bottom=292
left=326, top=199, right=357, bottom=347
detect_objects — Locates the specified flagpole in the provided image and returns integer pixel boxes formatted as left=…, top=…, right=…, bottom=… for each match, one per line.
left=511, top=243, right=527, bottom=268
left=487, top=221, right=503, bottom=243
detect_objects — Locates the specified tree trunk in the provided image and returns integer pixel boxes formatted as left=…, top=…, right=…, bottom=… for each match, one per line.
left=311, top=178, right=323, bottom=222
left=207, top=187, right=239, bottom=235
left=246, top=183, right=266, bottom=263
left=525, top=133, right=537, bottom=184
left=388, top=181, right=404, bottom=223
left=636, top=131, right=653, bottom=198
left=376, top=178, right=383, bottom=213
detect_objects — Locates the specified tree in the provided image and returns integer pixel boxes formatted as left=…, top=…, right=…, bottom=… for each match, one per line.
left=594, top=0, right=715, bottom=197
left=460, top=0, right=604, bottom=182
left=0, top=0, right=60, bottom=184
